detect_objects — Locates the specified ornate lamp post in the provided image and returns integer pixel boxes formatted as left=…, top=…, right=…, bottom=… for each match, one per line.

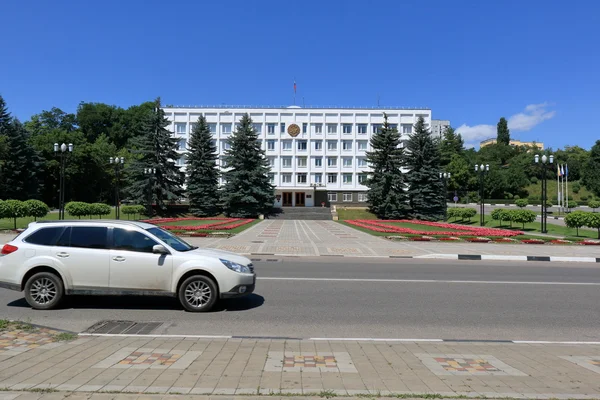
left=475, top=163, right=489, bottom=227
left=109, top=157, right=125, bottom=219
left=54, top=143, right=73, bottom=220
left=144, top=167, right=156, bottom=217
left=534, top=154, right=554, bottom=234
left=439, top=172, right=451, bottom=202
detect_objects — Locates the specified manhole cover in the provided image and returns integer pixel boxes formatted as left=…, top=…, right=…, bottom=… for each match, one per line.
left=84, top=320, right=163, bottom=335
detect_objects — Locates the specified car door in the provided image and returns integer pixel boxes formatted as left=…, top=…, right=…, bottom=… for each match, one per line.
left=108, top=227, right=173, bottom=291
left=52, top=226, right=110, bottom=289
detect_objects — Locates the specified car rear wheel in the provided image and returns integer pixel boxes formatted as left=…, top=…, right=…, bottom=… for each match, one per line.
left=178, top=275, right=218, bottom=312
left=24, top=272, right=64, bottom=310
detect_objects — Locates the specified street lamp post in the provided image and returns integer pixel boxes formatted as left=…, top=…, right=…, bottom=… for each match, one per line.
left=310, top=182, right=324, bottom=207
left=439, top=172, right=451, bottom=202
left=534, top=154, right=554, bottom=234
left=109, top=157, right=125, bottom=219
left=54, top=143, right=73, bottom=220
left=144, top=168, right=156, bottom=217
left=475, top=164, right=489, bottom=227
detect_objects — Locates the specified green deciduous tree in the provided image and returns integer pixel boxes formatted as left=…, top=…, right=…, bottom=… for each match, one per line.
left=583, top=140, right=600, bottom=197
left=406, top=117, right=446, bottom=221
left=127, top=98, right=185, bottom=214
left=584, top=212, right=600, bottom=239
left=186, top=115, right=220, bottom=217
left=439, top=126, right=464, bottom=167
left=510, top=209, right=536, bottom=229
left=491, top=208, right=510, bottom=226
left=221, top=114, right=274, bottom=218
left=515, top=199, right=528, bottom=208
left=364, top=113, right=410, bottom=219
left=2, top=200, right=26, bottom=229
left=565, top=211, right=588, bottom=236
left=121, top=205, right=145, bottom=220
left=497, top=117, right=510, bottom=146
left=588, top=200, right=600, bottom=212
left=24, top=199, right=49, bottom=221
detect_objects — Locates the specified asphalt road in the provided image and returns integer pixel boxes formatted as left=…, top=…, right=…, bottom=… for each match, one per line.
left=1, top=258, right=599, bottom=341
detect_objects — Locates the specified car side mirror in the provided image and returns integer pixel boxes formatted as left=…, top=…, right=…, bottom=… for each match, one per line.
left=152, top=245, right=169, bottom=255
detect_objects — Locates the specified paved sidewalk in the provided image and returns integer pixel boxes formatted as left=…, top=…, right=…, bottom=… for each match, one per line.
left=2, top=220, right=600, bottom=260
left=1, top=330, right=600, bottom=399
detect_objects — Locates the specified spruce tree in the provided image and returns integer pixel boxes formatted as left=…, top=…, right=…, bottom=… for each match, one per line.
left=127, top=98, right=184, bottom=214
left=406, top=117, right=446, bottom=221
left=364, top=113, right=410, bottom=219
left=186, top=115, right=220, bottom=216
left=221, top=114, right=274, bottom=218
left=0, top=95, right=11, bottom=177
left=497, top=117, right=510, bottom=145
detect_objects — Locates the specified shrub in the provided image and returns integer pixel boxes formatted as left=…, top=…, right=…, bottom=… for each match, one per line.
left=1, top=200, right=27, bottom=229
left=460, top=208, right=477, bottom=222
left=565, top=211, right=588, bottom=236
left=515, top=199, right=528, bottom=208
left=530, top=177, right=538, bottom=184
left=572, top=182, right=581, bottom=194
left=509, top=209, right=536, bottom=229
left=588, top=200, right=600, bottom=212
left=545, top=201, right=553, bottom=208
left=90, top=203, right=111, bottom=218
left=491, top=208, right=510, bottom=226
left=446, top=208, right=462, bottom=221
left=567, top=200, right=578, bottom=208
left=23, top=200, right=49, bottom=221
left=65, top=201, right=91, bottom=219
left=529, top=195, right=539, bottom=203
left=122, top=205, right=146, bottom=220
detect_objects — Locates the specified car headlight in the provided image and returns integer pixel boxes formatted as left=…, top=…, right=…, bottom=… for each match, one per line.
left=220, top=259, right=251, bottom=273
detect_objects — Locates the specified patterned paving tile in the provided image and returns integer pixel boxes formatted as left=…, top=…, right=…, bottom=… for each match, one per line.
left=92, top=347, right=202, bottom=370
left=560, top=356, right=600, bottom=374
left=416, top=353, right=527, bottom=376
left=264, top=351, right=357, bottom=373
left=0, top=327, right=64, bottom=355
left=328, top=247, right=361, bottom=254
left=217, top=245, right=250, bottom=252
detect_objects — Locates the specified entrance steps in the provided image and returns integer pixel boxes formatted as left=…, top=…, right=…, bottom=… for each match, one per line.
left=268, top=207, right=333, bottom=220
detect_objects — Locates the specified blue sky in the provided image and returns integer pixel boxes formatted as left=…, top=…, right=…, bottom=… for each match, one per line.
left=2, top=0, right=599, bottom=149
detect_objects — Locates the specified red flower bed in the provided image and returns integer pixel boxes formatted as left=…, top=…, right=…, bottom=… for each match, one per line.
left=346, top=219, right=523, bottom=237
left=142, top=217, right=231, bottom=224
left=581, top=240, right=600, bottom=245
left=550, top=239, right=572, bottom=244
left=494, top=237, right=517, bottom=243
left=466, top=238, right=492, bottom=243
left=521, top=239, right=546, bottom=244
left=439, top=237, right=461, bottom=241
left=148, top=217, right=254, bottom=231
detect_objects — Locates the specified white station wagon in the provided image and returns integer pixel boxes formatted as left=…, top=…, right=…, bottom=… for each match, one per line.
left=0, top=220, right=256, bottom=312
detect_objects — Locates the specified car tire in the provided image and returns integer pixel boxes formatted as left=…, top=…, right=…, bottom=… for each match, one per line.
left=24, top=272, right=64, bottom=310
left=178, top=275, right=218, bottom=312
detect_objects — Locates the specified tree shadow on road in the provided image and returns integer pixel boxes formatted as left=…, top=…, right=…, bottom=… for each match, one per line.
left=7, top=294, right=265, bottom=313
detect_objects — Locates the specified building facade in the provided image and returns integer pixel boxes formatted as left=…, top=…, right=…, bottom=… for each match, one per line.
left=431, top=119, right=450, bottom=138
left=480, top=138, right=544, bottom=150
left=163, top=106, right=432, bottom=207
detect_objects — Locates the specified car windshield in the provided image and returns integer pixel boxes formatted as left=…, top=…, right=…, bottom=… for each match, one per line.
left=146, top=227, right=196, bottom=252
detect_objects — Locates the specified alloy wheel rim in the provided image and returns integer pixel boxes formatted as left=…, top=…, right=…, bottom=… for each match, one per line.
left=30, top=278, right=57, bottom=305
left=184, top=281, right=211, bottom=308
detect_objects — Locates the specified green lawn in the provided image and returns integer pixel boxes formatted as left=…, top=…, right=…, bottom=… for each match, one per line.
left=335, top=208, right=377, bottom=220
left=525, top=180, right=594, bottom=203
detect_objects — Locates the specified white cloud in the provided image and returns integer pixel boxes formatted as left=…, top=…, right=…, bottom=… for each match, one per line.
left=455, top=103, right=555, bottom=146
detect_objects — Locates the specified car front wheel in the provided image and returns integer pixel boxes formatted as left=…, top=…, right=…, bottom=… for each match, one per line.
left=178, top=275, right=218, bottom=312
left=24, top=272, right=64, bottom=310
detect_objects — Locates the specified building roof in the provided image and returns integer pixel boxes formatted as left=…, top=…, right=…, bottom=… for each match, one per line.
left=163, top=104, right=431, bottom=111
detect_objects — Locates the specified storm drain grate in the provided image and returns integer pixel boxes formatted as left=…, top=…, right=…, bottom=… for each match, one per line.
left=84, top=320, right=163, bottom=335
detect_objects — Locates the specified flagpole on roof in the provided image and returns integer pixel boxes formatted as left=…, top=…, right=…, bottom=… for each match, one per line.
left=293, top=78, right=297, bottom=106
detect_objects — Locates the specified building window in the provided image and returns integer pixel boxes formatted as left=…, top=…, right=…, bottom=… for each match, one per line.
left=314, top=173, right=322, bottom=183
left=302, top=123, right=307, bottom=133
left=252, top=123, right=262, bottom=134
left=297, top=140, right=307, bottom=151
left=314, top=141, right=323, bottom=150
left=327, top=157, right=337, bottom=167
left=342, top=140, right=352, bottom=151
left=342, top=124, right=352, bottom=134
left=390, top=124, right=398, bottom=130
left=177, top=139, right=186, bottom=151
left=327, top=173, right=338, bottom=184
left=357, top=141, right=368, bottom=151
left=343, top=157, right=353, bottom=167
left=313, top=123, right=323, bottom=134
left=268, top=173, right=276, bottom=184
left=267, top=123, right=276, bottom=134
left=297, top=173, right=307, bottom=184
left=328, top=192, right=338, bottom=202
left=268, top=156, right=276, bottom=167
left=222, top=140, right=231, bottom=150
left=343, top=173, right=353, bottom=184
left=358, top=193, right=368, bottom=202
left=282, top=141, right=292, bottom=151
left=314, top=158, right=322, bottom=167
left=372, top=124, right=381, bottom=134
left=221, top=124, right=232, bottom=134
left=402, top=124, right=412, bottom=134
left=208, top=123, right=217, bottom=134
left=297, top=157, right=307, bottom=168
left=357, top=124, right=367, bottom=134
left=327, top=124, right=337, bottom=134
left=175, top=123, right=186, bottom=134
left=210, top=139, right=217, bottom=150
left=343, top=193, right=353, bottom=202
left=280, top=123, right=285, bottom=133
left=267, top=140, right=276, bottom=151
left=357, top=158, right=367, bottom=167
left=282, top=157, right=292, bottom=168
left=282, top=173, right=292, bottom=183
left=358, top=173, right=368, bottom=184
left=177, top=157, right=186, bottom=166
left=190, top=123, right=197, bottom=132
left=327, top=140, right=338, bottom=151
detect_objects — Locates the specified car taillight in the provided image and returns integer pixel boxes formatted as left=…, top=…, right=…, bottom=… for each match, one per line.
left=0, top=244, right=18, bottom=255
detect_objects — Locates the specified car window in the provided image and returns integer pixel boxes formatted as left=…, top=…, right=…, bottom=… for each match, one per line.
left=113, top=228, right=158, bottom=253
left=56, top=226, right=108, bottom=249
left=23, top=227, right=64, bottom=246
left=146, top=227, right=194, bottom=252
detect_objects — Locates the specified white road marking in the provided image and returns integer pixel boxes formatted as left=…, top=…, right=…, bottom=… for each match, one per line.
left=512, top=340, right=600, bottom=345
left=257, top=277, right=600, bottom=285
left=309, top=338, right=443, bottom=342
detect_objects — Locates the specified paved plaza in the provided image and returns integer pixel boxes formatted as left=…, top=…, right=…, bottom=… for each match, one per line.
left=0, top=330, right=600, bottom=398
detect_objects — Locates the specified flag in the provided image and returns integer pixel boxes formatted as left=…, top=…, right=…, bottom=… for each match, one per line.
left=294, top=80, right=297, bottom=94
left=561, top=165, right=564, bottom=176
left=565, top=164, right=569, bottom=177
left=557, top=165, right=562, bottom=177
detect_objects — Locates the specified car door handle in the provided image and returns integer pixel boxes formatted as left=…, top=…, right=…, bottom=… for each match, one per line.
left=56, top=252, right=70, bottom=258
left=112, top=256, right=126, bottom=262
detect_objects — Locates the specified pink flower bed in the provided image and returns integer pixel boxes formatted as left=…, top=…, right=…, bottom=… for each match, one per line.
left=346, top=219, right=523, bottom=237
left=145, top=217, right=254, bottom=231
left=142, top=217, right=230, bottom=224
left=521, top=239, right=546, bottom=244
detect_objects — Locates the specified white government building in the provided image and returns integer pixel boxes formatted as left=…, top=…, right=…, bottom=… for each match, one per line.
left=163, top=106, right=432, bottom=207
